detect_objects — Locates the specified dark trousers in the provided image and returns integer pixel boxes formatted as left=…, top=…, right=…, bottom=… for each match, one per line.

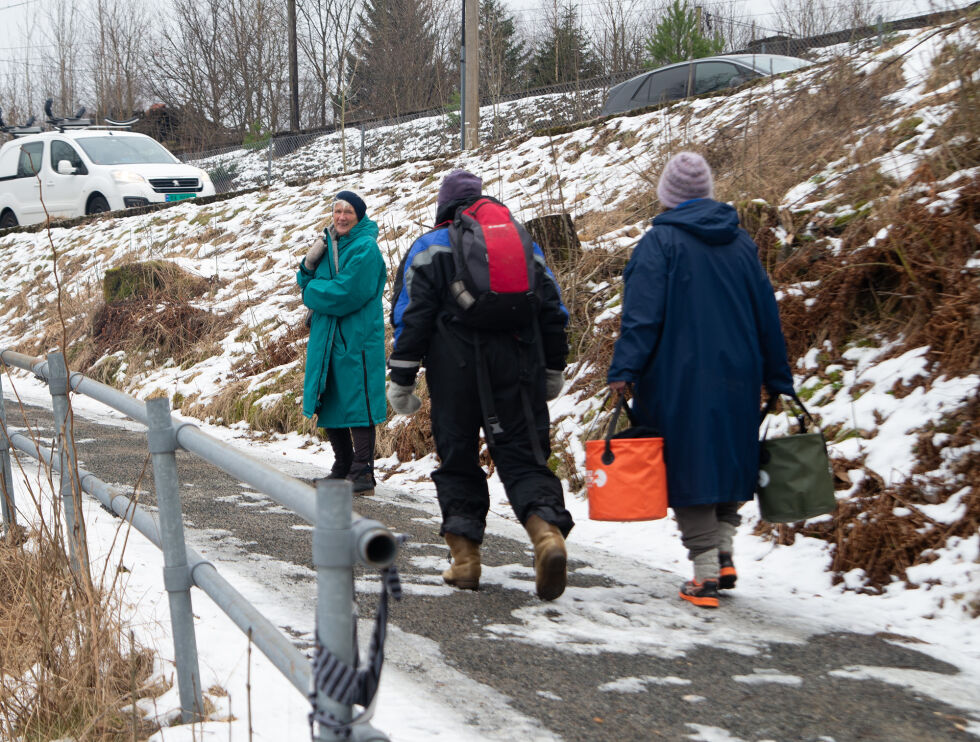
left=673, top=501, right=742, bottom=560
left=425, top=326, right=573, bottom=544
left=325, top=426, right=376, bottom=483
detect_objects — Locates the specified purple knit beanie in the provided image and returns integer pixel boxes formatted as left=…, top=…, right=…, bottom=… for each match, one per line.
left=656, top=152, right=714, bottom=208
left=437, top=169, right=482, bottom=212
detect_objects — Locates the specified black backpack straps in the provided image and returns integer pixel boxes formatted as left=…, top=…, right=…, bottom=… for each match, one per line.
left=472, top=331, right=504, bottom=445
left=447, top=202, right=475, bottom=311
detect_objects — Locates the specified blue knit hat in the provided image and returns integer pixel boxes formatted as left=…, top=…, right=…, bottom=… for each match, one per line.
left=335, top=190, right=366, bottom=221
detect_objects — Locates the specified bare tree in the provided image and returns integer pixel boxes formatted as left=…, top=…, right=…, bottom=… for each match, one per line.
left=90, top=0, right=151, bottom=119
left=223, top=0, right=290, bottom=131
left=703, top=1, right=757, bottom=52
left=771, top=0, right=882, bottom=39
left=593, top=0, right=647, bottom=75
left=154, top=0, right=233, bottom=142
left=297, top=0, right=361, bottom=128
left=41, top=0, right=83, bottom=117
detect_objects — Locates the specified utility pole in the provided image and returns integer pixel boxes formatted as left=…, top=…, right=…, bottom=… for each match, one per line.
left=686, top=6, right=702, bottom=98
left=462, top=0, right=479, bottom=150
left=288, top=0, right=300, bottom=131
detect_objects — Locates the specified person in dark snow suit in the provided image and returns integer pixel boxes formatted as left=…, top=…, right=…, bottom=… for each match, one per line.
left=386, top=169, right=575, bottom=601
left=298, top=190, right=387, bottom=495
left=607, top=152, right=794, bottom=608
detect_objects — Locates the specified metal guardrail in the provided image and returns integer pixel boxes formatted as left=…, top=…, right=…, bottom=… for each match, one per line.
left=0, top=349, right=399, bottom=741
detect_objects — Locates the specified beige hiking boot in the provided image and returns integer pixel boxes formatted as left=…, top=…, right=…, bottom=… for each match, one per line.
left=442, top=533, right=481, bottom=590
left=524, top=515, right=567, bottom=601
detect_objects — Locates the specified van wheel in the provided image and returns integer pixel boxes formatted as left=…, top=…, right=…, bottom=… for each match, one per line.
left=87, top=195, right=110, bottom=215
left=0, top=210, right=17, bottom=229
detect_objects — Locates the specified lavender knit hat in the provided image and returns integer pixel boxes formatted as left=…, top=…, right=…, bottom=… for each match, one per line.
left=437, top=169, right=483, bottom=212
left=656, top=152, right=714, bottom=208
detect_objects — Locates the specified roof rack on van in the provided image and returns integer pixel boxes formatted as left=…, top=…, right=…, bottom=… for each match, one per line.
left=104, top=116, right=140, bottom=128
left=0, top=110, right=42, bottom=138
left=45, top=98, right=93, bottom=131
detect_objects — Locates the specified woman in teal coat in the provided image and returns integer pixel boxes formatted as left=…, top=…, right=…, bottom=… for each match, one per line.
left=297, top=190, right=387, bottom=494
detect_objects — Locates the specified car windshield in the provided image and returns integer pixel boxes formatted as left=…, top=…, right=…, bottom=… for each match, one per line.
left=76, top=136, right=178, bottom=165
left=728, top=55, right=811, bottom=74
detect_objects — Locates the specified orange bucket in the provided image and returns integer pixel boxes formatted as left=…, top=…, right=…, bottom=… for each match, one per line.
left=585, top=396, right=668, bottom=521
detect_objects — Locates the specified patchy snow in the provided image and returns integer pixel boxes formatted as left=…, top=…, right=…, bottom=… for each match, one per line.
left=1, top=16, right=978, bottom=741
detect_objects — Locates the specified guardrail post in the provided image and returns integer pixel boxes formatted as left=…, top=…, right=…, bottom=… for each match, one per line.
left=313, top=478, right=356, bottom=740
left=146, top=397, right=204, bottom=723
left=0, top=371, right=16, bottom=529
left=48, top=352, right=88, bottom=576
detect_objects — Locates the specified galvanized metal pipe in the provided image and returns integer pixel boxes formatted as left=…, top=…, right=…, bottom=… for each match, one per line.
left=47, top=352, right=88, bottom=577
left=0, top=351, right=398, bottom=567
left=146, top=397, right=204, bottom=723
left=7, top=429, right=313, bottom=695
left=0, top=372, right=16, bottom=528
left=314, top=477, right=355, bottom=739
left=2, top=346, right=399, bottom=735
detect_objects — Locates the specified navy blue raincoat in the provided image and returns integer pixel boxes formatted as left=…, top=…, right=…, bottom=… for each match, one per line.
left=607, top=198, right=794, bottom=508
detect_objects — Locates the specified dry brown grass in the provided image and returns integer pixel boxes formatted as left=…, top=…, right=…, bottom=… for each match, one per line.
left=0, top=525, right=160, bottom=740
left=710, top=57, right=909, bottom=207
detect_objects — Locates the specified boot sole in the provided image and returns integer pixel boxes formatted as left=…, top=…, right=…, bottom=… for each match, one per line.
left=443, top=576, right=480, bottom=590
left=536, top=549, right=567, bottom=601
left=679, top=591, right=719, bottom=608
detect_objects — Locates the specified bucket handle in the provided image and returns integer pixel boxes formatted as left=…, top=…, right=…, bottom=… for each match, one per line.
left=601, top=394, right=637, bottom=465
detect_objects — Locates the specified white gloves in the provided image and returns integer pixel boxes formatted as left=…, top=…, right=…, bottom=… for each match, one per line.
left=386, top=380, right=421, bottom=415
left=303, top=235, right=327, bottom=271
left=545, top=369, right=564, bottom=401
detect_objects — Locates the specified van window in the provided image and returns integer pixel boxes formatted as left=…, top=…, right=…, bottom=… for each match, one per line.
left=694, top=62, right=753, bottom=95
left=76, top=135, right=177, bottom=165
left=633, top=66, right=691, bottom=106
left=50, top=140, right=88, bottom=174
left=17, top=142, right=44, bottom=177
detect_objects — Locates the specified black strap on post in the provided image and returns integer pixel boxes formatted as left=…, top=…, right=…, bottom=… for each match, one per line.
left=308, top=544, right=405, bottom=739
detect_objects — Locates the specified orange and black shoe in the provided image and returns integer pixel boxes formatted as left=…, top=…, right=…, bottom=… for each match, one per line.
left=679, top=578, right=719, bottom=608
left=718, top=552, right=737, bottom=590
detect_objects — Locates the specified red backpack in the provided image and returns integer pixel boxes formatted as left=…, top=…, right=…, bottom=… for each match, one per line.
left=448, top=197, right=540, bottom=330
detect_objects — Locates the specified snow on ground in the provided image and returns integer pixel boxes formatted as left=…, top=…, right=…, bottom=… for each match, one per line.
left=1, top=16, right=978, bottom=741
left=4, top=373, right=980, bottom=740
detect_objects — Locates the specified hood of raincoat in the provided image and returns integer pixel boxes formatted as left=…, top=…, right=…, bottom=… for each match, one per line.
left=652, top=198, right=740, bottom=246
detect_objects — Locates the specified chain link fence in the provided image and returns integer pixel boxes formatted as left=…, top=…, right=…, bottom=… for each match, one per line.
left=181, top=2, right=977, bottom=195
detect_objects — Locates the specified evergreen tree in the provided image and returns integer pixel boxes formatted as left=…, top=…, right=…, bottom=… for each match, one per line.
left=351, top=0, right=444, bottom=118
left=527, top=3, right=602, bottom=88
left=480, top=0, right=525, bottom=97
left=644, top=0, right=724, bottom=68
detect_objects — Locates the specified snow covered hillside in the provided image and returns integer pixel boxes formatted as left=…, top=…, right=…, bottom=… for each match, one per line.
left=0, top=14, right=977, bottom=625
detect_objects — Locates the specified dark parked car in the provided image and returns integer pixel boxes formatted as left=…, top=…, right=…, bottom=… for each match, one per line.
left=600, top=54, right=813, bottom=116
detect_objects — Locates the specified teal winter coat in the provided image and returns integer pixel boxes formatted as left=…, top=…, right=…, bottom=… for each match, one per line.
left=297, top=217, right=387, bottom=428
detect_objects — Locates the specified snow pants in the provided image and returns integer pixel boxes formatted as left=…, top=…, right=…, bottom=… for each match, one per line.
left=673, top=501, right=742, bottom=560
left=425, top=325, right=574, bottom=544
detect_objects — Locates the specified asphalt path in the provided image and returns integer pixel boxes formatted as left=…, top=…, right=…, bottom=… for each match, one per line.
left=5, top=400, right=978, bottom=742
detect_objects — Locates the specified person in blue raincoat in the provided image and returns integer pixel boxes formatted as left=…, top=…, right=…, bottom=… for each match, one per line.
left=607, top=152, right=794, bottom=608
left=297, top=190, right=387, bottom=495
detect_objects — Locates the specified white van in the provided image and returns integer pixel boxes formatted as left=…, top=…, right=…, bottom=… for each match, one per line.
left=0, top=129, right=216, bottom=228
